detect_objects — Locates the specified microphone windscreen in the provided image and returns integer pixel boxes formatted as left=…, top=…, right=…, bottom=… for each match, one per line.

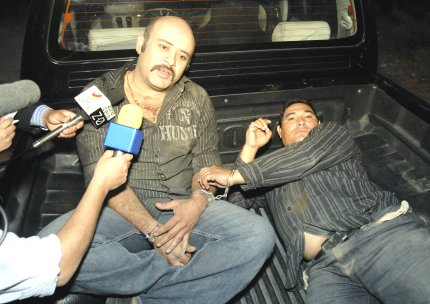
left=117, top=104, right=143, bottom=129
left=0, top=80, right=41, bottom=116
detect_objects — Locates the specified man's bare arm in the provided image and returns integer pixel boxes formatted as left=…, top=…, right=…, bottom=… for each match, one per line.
left=56, top=151, right=132, bottom=286
left=107, top=186, right=158, bottom=235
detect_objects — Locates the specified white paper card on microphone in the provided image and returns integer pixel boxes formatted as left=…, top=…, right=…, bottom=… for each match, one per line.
left=2, top=111, right=19, bottom=124
left=74, top=86, right=115, bottom=121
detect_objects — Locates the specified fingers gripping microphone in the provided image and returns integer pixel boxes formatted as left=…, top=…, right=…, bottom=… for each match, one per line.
left=31, top=114, right=85, bottom=149
left=31, top=86, right=119, bottom=150
left=103, top=104, right=144, bottom=156
left=0, top=80, right=41, bottom=116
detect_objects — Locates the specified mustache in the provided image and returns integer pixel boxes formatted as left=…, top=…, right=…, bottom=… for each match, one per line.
left=150, top=64, right=175, bottom=80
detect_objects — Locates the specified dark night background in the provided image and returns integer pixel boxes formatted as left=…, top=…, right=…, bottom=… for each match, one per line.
left=0, top=0, right=429, bottom=102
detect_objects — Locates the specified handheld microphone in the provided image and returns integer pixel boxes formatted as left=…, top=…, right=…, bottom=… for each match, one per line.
left=31, top=86, right=119, bottom=150
left=31, top=114, right=85, bottom=149
left=103, top=104, right=144, bottom=156
left=0, top=80, right=41, bottom=116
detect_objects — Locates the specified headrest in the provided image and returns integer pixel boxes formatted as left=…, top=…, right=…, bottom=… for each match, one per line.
left=88, top=27, right=145, bottom=51
left=272, top=21, right=331, bottom=42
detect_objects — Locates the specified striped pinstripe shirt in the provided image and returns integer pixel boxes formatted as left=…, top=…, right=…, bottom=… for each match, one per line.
left=76, top=64, right=221, bottom=217
left=236, top=122, right=400, bottom=290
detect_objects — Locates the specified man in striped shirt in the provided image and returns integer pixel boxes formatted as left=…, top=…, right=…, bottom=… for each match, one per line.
left=39, top=16, right=275, bottom=304
left=199, top=99, right=430, bottom=303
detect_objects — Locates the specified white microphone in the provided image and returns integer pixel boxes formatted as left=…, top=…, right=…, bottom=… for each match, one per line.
left=0, top=80, right=41, bottom=116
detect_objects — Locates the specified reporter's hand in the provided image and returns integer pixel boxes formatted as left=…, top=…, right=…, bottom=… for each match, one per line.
left=93, top=150, right=133, bottom=191
left=44, top=109, right=84, bottom=138
left=0, top=117, right=16, bottom=152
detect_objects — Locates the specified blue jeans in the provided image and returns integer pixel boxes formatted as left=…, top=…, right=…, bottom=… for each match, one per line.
left=305, top=206, right=430, bottom=304
left=39, top=200, right=275, bottom=304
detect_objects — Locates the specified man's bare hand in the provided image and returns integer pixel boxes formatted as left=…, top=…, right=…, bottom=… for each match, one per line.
left=0, top=117, right=16, bottom=152
left=154, top=232, right=196, bottom=266
left=92, top=150, right=133, bottom=191
left=154, top=196, right=206, bottom=254
left=198, top=166, right=231, bottom=190
left=245, top=118, right=272, bottom=149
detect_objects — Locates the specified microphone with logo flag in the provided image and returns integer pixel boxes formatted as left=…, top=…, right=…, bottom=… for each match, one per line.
left=31, top=86, right=117, bottom=150
left=0, top=85, right=123, bottom=166
left=103, top=104, right=144, bottom=157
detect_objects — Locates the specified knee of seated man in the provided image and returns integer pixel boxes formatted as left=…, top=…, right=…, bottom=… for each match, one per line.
left=245, top=215, right=276, bottom=256
left=38, top=210, right=75, bottom=237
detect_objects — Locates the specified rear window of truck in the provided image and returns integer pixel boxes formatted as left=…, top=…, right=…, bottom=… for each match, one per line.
left=57, top=0, right=358, bottom=52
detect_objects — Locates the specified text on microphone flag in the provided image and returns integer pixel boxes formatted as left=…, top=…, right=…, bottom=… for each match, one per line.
left=74, top=85, right=115, bottom=128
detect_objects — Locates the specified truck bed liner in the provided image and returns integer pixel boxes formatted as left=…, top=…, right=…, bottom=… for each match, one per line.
left=7, top=83, right=430, bottom=303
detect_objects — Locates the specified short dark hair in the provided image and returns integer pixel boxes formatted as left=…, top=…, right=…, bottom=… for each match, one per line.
left=279, top=99, right=319, bottom=125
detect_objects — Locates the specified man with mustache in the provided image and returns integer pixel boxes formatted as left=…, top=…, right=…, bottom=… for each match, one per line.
left=199, top=100, right=430, bottom=303
left=39, top=16, right=275, bottom=303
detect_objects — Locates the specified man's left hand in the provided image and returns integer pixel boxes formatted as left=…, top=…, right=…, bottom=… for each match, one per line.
left=154, top=196, right=206, bottom=254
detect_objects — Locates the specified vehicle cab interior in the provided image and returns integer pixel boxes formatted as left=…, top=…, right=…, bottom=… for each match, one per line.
left=59, top=0, right=357, bottom=52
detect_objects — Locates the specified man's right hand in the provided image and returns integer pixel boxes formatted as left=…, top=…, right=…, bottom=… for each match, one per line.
left=0, top=117, right=16, bottom=152
left=239, top=118, right=272, bottom=163
left=245, top=118, right=272, bottom=149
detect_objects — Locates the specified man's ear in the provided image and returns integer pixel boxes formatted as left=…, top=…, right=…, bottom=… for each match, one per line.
left=277, top=124, right=282, bottom=139
left=136, top=33, right=145, bottom=54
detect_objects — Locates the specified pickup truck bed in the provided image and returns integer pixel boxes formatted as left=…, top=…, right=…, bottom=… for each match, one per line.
left=6, top=79, right=429, bottom=304
left=4, top=0, right=430, bottom=302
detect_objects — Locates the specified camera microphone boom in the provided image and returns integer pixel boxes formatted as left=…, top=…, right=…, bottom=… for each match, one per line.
left=0, top=80, right=41, bottom=116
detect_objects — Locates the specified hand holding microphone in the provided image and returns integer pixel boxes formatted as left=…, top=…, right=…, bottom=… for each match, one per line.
left=32, top=85, right=119, bottom=150
left=92, top=150, right=134, bottom=192
left=0, top=81, right=122, bottom=165
left=0, top=79, right=39, bottom=152
left=0, top=117, right=16, bottom=152
left=43, top=109, right=84, bottom=138
left=0, top=79, right=40, bottom=153
left=0, top=80, right=84, bottom=145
